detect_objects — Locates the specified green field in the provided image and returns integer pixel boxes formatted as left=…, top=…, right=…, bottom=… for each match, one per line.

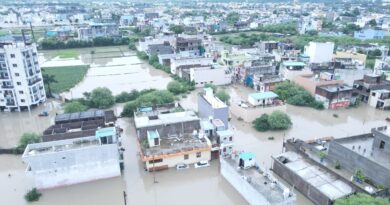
left=56, top=50, right=79, bottom=59
left=42, top=65, right=90, bottom=94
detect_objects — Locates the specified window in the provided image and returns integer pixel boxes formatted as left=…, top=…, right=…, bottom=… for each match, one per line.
left=196, top=152, right=201, bottom=158
left=149, top=159, right=163, bottom=164
left=380, top=140, right=385, bottom=149
left=12, top=64, right=17, bottom=68
left=184, top=154, right=189, bottom=160
left=17, top=82, right=21, bottom=86
left=372, top=92, right=376, bottom=97
left=15, top=73, right=19, bottom=77
left=21, top=99, right=25, bottom=103
left=229, top=136, right=233, bottom=141
left=19, top=91, right=23, bottom=94
left=10, top=54, right=15, bottom=58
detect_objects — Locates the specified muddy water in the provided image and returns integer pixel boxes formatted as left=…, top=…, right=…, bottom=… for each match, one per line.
left=40, top=46, right=172, bottom=99
left=1, top=48, right=388, bottom=205
left=0, top=100, right=61, bottom=148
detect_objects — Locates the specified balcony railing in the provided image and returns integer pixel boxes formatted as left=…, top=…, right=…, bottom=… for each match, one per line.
left=28, top=78, right=42, bottom=86
left=1, top=85, right=14, bottom=89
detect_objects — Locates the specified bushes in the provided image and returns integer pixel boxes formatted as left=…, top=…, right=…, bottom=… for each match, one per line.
left=136, top=51, right=149, bottom=60
left=40, top=37, right=130, bottom=50
left=24, top=188, right=42, bottom=202
left=64, top=101, right=87, bottom=113
left=216, top=89, right=230, bottom=103
left=167, top=80, right=194, bottom=95
left=334, top=193, right=390, bottom=205
left=253, top=111, right=292, bottom=132
left=253, top=114, right=270, bottom=131
left=17, top=133, right=41, bottom=152
left=274, top=81, right=324, bottom=110
left=84, top=87, right=115, bottom=109
left=115, top=90, right=140, bottom=103
left=121, top=90, right=175, bottom=117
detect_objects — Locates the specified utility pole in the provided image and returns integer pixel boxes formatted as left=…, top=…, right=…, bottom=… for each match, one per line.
left=123, top=191, right=127, bottom=205
left=153, top=155, right=158, bottom=183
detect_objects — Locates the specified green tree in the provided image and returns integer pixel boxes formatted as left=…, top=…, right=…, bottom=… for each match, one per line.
left=18, top=133, right=41, bottom=151
left=24, top=188, right=42, bottom=202
left=334, top=193, right=390, bottom=205
left=43, top=74, right=58, bottom=97
left=115, top=90, right=140, bottom=103
left=88, top=87, right=115, bottom=109
left=253, top=114, right=270, bottom=131
left=226, top=12, right=240, bottom=25
left=121, top=90, right=175, bottom=117
left=169, top=25, right=185, bottom=34
left=167, top=80, right=187, bottom=95
left=215, top=90, right=230, bottom=103
left=64, top=101, right=87, bottom=113
left=268, top=111, right=292, bottom=130
left=121, top=100, right=139, bottom=117
left=204, top=83, right=217, bottom=93
left=368, top=19, right=377, bottom=27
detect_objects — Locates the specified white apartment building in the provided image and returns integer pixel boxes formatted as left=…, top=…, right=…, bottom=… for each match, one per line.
left=0, top=42, right=46, bottom=112
left=304, top=42, right=334, bottom=64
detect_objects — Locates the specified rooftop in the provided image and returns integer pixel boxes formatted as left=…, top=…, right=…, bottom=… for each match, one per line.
left=282, top=61, right=306, bottom=67
left=55, top=110, right=106, bottom=124
left=141, top=133, right=211, bottom=158
left=223, top=157, right=296, bottom=204
left=23, top=136, right=101, bottom=157
left=317, top=84, right=353, bottom=93
left=274, top=152, right=354, bottom=200
left=248, top=91, right=278, bottom=100
left=134, top=110, right=199, bottom=129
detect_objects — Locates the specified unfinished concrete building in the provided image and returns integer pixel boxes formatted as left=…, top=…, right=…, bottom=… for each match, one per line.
left=134, top=104, right=211, bottom=171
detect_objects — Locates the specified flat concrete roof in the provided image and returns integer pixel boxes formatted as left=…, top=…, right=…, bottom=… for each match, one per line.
left=274, top=152, right=354, bottom=200
left=223, top=157, right=295, bottom=204
left=134, top=111, right=199, bottom=128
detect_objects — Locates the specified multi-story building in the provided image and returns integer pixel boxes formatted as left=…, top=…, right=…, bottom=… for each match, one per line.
left=170, top=37, right=202, bottom=55
left=77, top=21, right=119, bottom=41
left=368, top=89, right=390, bottom=110
left=304, top=42, right=334, bottom=64
left=353, top=74, right=390, bottom=103
left=315, top=84, right=355, bottom=109
left=134, top=104, right=211, bottom=171
left=0, top=42, right=46, bottom=112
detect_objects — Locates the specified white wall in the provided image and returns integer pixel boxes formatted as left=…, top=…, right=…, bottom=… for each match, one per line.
left=24, top=144, right=120, bottom=189
left=171, top=57, right=213, bottom=76
left=305, top=42, right=334, bottom=64
left=190, top=67, right=232, bottom=87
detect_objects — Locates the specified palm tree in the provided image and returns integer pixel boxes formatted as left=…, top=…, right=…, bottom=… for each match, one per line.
left=43, top=74, right=57, bottom=97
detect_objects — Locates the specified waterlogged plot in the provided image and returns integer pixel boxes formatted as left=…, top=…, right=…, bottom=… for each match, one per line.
left=42, top=65, right=90, bottom=94
left=62, top=56, right=171, bottom=99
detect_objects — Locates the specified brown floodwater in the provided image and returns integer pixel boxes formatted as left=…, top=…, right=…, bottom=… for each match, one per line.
left=39, top=46, right=172, bottom=99
left=1, top=49, right=388, bottom=204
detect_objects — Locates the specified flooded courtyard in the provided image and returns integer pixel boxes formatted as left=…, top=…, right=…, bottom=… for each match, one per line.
left=1, top=47, right=389, bottom=205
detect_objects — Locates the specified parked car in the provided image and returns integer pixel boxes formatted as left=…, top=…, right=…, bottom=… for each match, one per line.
left=176, top=163, right=189, bottom=170
left=38, top=111, right=48, bottom=117
left=194, top=160, right=210, bottom=168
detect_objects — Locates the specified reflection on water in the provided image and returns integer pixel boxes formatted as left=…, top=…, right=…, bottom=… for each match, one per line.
left=39, top=46, right=172, bottom=99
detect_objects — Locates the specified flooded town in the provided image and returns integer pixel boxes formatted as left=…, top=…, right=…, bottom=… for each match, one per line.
left=0, top=1, right=390, bottom=205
